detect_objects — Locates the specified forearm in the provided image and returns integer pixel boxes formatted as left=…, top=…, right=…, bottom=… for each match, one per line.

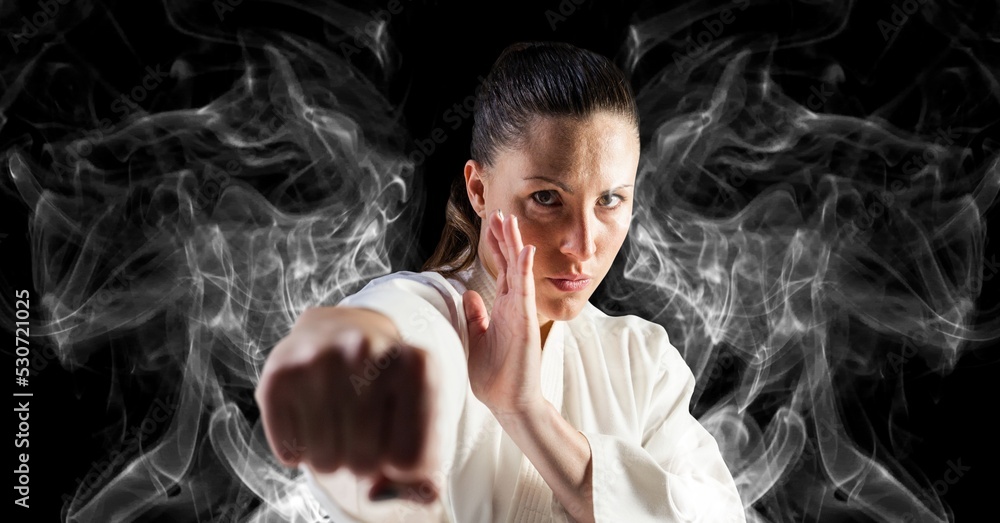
left=495, top=401, right=595, bottom=523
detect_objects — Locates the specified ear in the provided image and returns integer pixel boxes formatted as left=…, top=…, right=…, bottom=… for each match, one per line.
left=464, top=159, right=488, bottom=218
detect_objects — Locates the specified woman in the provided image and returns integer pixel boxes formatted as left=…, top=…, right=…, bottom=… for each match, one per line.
left=255, top=41, right=745, bottom=522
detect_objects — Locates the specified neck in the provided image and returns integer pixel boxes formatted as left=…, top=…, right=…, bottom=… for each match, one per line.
left=540, top=319, right=554, bottom=349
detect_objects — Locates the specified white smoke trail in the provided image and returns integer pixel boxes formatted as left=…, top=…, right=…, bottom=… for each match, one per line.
left=603, top=1, right=1000, bottom=521
left=3, top=1, right=422, bottom=520
left=2, top=1, right=997, bottom=522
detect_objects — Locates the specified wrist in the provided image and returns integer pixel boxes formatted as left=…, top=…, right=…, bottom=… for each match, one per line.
left=490, top=398, right=551, bottom=427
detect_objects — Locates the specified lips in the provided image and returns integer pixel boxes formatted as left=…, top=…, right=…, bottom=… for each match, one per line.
left=547, top=277, right=592, bottom=292
left=549, top=273, right=592, bottom=281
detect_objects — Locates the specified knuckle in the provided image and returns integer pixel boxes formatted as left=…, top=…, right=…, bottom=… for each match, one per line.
left=256, top=367, right=300, bottom=405
left=389, top=428, right=424, bottom=469
left=347, top=455, right=379, bottom=476
left=372, top=343, right=403, bottom=370
left=305, top=344, right=352, bottom=375
left=405, top=346, right=429, bottom=374
left=415, top=353, right=439, bottom=395
left=270, top=363, right=312, bottom=391
left=309, top=455, right=341, bottom=474
left=307, top=343, right=342, bottom=366
left=392, top=443, right=421, bottom=469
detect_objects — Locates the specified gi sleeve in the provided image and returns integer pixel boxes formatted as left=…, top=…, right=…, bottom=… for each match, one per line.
left=299, top=271, right=468, bottom=523
left=577, top=324, right=746, bottom=522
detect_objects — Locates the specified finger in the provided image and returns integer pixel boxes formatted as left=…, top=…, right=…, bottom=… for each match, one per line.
left=504, top=215, right=524, bottom=294
left=351, top=346, right=397, bottom=475
left=486, top=215, right=507, bottom=291
left=369, top=474, right=440, bottom=504
left=335, top=346, right=364, bottom=474
left=463, top=290, right=490, bottom=342
left=489, top=211, right=509, bottom=295
left=399, top=475, right=441, bottom=505
left=521, top=245, right=536, bottom=303
left=493, top=209, right=509, bottom=265
left=490, top=223, right=508, bottom=296
left=501, top=213, right=515, bottom=268
left=258, top=375, right=305, bottom=467
left=305, top=346, right=355, bottom=473
left=509, top=215, right=525, bottom=256
left=302, top=353, right=341, bottom=473
left=386, top=349, right=432, bottom=472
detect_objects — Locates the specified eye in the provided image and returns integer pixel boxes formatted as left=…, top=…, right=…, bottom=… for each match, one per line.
left=531, top=190, right=559, bottom=207
left=530, top=191, right=629, bottom=209
left=599, top=193, right=628, bottom=209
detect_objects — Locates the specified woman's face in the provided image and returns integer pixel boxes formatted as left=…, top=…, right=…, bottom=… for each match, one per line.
left=465, top=111, right=640, bottom=326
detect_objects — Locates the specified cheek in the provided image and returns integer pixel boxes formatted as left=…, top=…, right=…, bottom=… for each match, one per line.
left=517, top=215, right=629, bottom=251
left=597, top=216, right=630, bottom=243
left=608, top=214, right=631, bottom=242
left=515, top=220, right=545, bottom=246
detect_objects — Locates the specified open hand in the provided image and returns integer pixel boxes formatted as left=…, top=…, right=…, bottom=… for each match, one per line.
left=463, top=209, right=545, bottom=418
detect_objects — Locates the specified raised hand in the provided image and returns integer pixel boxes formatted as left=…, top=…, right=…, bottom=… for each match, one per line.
left=463, top=209, right=546, bottom=418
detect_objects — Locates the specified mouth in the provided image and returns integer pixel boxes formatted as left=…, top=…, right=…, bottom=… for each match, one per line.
left=546, top=278, right=592, bottom=292
left=549, top=272, right=593, bottom=281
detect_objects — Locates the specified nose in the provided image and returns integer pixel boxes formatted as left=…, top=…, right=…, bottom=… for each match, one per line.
left=559, top=210, right=597, bottom=260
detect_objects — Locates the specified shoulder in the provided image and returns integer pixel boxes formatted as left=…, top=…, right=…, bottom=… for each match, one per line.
left=578, top=302, right=672, bottom=350
left=341, top=269, right=470, bottom=348
left=575, top=303, right=685, bottom=373
left=355, top=270, right=464, bottom=297
left=342, top=269, right=466, bottom=321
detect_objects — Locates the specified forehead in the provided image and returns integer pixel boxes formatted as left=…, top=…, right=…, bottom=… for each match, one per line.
left=497, top=112, right=639, bottom=188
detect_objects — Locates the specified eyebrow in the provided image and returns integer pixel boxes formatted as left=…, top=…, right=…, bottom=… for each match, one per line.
left=524, top=176, right=634, bottom=195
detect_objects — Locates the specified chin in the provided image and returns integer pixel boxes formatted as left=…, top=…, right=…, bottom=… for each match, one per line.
left=538, top=295, right=588, bottom=322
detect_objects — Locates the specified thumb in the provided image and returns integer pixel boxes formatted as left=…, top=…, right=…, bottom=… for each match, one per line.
left=463, top=290, right=489, bottom=344
left=368, top=474, right=440, bottom=504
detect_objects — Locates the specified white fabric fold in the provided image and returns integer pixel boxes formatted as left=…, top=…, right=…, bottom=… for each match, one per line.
left=299, top=257, right=746, bottom=522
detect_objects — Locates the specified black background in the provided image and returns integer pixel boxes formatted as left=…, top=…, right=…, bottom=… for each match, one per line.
left=2, top=0, right=998, bottom=521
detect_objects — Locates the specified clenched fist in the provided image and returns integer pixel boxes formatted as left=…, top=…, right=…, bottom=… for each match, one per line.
left=255, top=306, right=442, bottom=503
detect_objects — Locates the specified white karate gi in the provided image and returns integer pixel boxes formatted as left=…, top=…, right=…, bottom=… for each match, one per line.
left=300, top=256, right=746, bottom=522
